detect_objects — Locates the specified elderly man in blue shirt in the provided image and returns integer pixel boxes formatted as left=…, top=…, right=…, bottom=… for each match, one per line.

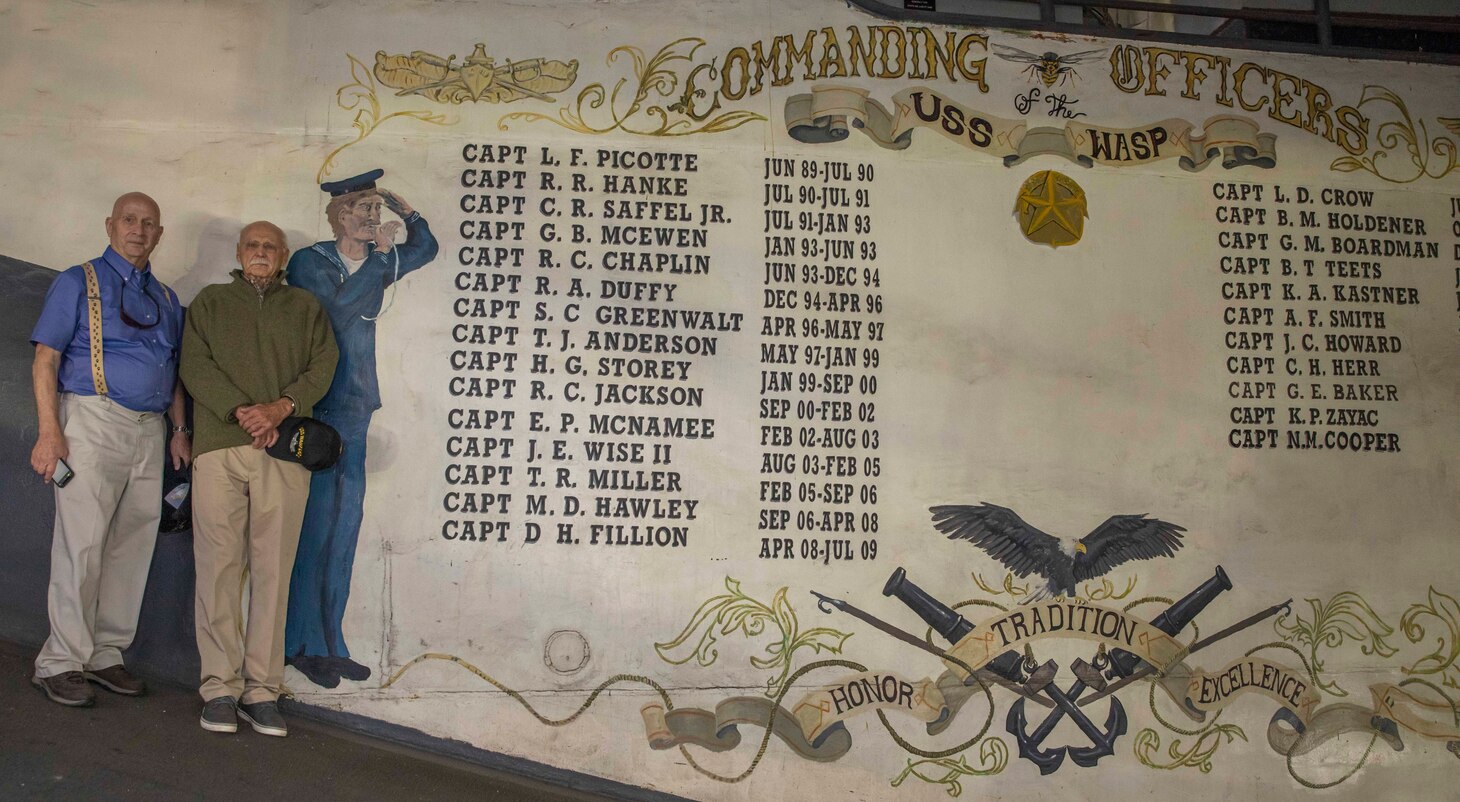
left=28, top=191, right=191, bottom=707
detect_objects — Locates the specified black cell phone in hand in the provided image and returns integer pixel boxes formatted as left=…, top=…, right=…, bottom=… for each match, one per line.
left=52, top=458, right=74, bottom=488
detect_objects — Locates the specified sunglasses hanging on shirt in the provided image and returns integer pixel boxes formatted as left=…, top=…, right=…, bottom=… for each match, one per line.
left=119, top=276, right=160, bottom=329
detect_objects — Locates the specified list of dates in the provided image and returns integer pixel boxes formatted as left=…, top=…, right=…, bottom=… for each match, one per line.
left=428, top=139, right=1454, bottom=560
left=1213, top=180, right=1449, bottom=453
left=758, top=157, right=884, bottom=565
left=438, top=144, right=887, bottom=565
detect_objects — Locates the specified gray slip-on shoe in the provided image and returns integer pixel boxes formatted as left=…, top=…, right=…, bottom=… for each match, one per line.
left=238, top=700, right=288, bottom=737
left=200, top=696, right=238, bottom=733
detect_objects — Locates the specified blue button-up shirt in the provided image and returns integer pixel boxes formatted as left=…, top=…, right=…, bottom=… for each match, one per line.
left=30, top=246, right=183, bottom=413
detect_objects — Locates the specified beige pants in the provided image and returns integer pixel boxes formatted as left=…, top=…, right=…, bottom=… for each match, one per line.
left=35, top=394, right=164, bottom=678
left=193, top=445, right=309, bottom=703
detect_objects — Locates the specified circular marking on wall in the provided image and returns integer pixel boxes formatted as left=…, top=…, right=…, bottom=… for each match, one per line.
left=1014, top=169, right=1088, bottom=248
left=544, top=629, right=591, bottom=675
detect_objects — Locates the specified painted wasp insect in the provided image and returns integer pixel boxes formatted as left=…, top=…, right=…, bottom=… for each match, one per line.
left=992, top=44, right=1107, bottom=88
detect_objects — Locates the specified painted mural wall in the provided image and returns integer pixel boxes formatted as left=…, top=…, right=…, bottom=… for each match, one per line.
left=4, top=1, right=1459, bottom=798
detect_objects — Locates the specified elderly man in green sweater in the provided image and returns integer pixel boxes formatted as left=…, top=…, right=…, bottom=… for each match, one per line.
left=180, top=221, right=337, bottom=737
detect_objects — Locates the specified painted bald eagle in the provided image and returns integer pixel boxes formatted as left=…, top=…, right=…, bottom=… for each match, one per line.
left=930, top=503, right=1186, bottom=601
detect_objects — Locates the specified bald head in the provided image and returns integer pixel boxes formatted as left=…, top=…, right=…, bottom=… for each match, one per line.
left=106, top=192, right=164, bottom=268
left=239, top=220, right=288, bottom=249
left=111, top=192, right=160, bottom=221
left=237, top=220, right=290, bottom=283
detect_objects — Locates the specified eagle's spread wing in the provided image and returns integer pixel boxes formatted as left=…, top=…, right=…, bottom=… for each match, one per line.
left=1073, top=515, right=1186, bottom=581
left=930, top=504, right=1070, bottom=582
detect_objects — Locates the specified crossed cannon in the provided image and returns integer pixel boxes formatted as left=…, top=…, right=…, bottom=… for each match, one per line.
left=880, top=566, right=1232, bottom=774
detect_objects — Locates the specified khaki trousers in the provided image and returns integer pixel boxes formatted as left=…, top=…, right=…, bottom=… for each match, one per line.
left=193, top=445, right=309, bottom=703
left=35, top=394, right=164, bottom=678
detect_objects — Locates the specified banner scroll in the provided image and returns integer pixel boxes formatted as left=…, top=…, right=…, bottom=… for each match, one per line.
left=791, top=672, right=948, bottom=745
left=1267, top=683, right=1460, bottom=758
left=1181, top=657, right=1320, bottom=724
left=641, top=696, right=855, bottom=762
left=639, top=602, right=1187, bottom=762
left=943, top=600, right=1188, bottom=679
left=639, top=604, right=1460, bottom=764
left=786, top=85, right=1278, bottom=171
left=640, top=671, right=948, bottom=762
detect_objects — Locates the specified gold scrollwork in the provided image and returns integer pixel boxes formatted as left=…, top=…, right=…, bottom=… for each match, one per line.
left=499, top=37, right=765, bottom=137
left=972, top=570, right=1138, bottom=603
left=1330, top=85, right=1459, bottom=183
left=654, top=576, right=852, bottom=697
left=1084, top=575, right=1138, bottom=602
left=318, top=54, right=456, bottom=182
left=1134, top=723, right=1248, bottom=773
left=889, top=739, right=1010, bottom=796
left=1400, top=587, right=1460, bottom=690
left=1275, top=591, right=1397, bottom=697
left=1254, top=586, right=1460, bottom=788
left=972, top=571, right=1030, bottom=601
left=381, top=651, right=866, bottom=785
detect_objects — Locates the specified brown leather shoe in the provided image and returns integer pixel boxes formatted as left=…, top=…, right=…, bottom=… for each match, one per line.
left=84, top=665, right=147, bottom=696
left=32, top=671, right=97, bottom=707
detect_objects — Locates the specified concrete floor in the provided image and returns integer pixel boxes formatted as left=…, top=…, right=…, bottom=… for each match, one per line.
left=0, top=639, right=611, bottom=802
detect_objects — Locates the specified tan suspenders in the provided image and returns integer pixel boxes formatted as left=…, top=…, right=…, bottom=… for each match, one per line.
left=80, top=261, right=109, bottom=397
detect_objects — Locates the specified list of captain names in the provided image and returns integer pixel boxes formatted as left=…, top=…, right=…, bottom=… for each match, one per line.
left=443, top=144, right=733, bottom=549
left=1214, top=180, right=1455, bottom=453
left=432, top=142, right=1458, bottom=552
left=438, top=144, right=890, bottom=562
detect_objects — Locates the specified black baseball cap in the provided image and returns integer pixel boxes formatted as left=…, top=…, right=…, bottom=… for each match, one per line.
left=267, top=417, right=343, bottom=471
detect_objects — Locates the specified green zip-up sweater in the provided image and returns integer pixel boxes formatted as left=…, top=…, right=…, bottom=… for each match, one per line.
left=181, top=270, right=338, bottom=457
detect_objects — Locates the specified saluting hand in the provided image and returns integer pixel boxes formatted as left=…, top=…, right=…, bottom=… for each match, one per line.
left=377, top=187, right=414, bottom=218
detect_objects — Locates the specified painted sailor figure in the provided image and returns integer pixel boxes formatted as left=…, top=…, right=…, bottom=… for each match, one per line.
left=284, top=169, right=439, bottom=687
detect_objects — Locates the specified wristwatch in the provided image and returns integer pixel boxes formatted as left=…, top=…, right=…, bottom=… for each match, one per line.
left=171, top=425, right=191, bottom=435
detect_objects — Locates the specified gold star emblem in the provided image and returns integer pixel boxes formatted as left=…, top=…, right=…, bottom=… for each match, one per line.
left=1014, top=170, right=1087, bottom=247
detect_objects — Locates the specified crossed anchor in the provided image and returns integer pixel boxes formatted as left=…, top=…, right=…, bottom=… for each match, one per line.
left=867, top=568, right=1134, bottom=772
left=1005, top=652, right=1127, bottom=774
left=823, top=565, right=1243, bottom=775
